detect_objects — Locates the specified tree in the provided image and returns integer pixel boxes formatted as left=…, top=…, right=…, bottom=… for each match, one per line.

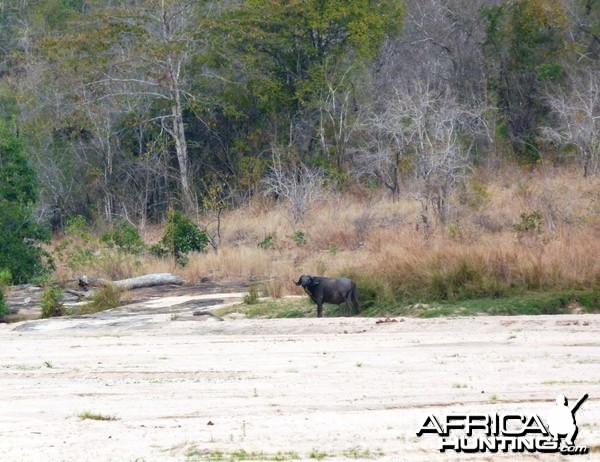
left=483, top=0, right=569, bottom=160
left=358, top=81, right=488, bottom=227
left=376, top=0, right=489, bottom=99
left=212, top=0, right=405, bottom=173
left=219, top=0, right=404, bottom=108
left=0, top=118, right=52, bottom=283
left=41, top=0, right=206, bottom=215
left=541, top=68, right=600, bottom=176
left=263, top=147, right=325, bottom=225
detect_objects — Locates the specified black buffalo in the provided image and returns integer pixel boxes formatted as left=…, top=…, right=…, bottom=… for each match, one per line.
left=294, top=274, right=359, bottom=317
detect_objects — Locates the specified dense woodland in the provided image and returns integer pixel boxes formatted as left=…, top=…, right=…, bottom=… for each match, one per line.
left=0, top=0, right=599, bottom=297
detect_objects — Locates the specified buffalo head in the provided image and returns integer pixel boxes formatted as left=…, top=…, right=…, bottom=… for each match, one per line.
left=294, top=274, right=319, bottom=288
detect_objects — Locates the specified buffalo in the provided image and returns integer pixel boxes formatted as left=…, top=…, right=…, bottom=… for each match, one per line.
left=294, top=274, right=359, bottom=317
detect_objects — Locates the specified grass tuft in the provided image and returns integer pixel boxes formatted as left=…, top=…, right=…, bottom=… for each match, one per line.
left=78, top=411, right=118, bottom=421
left=77, top=284, right=123, bottom=315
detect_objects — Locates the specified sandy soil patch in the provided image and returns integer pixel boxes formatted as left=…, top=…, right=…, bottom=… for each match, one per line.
left=1, top=300, right=599, bottom=461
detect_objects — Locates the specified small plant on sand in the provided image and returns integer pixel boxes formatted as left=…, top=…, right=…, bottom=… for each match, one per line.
left=309, top=450, right=328, bottom=460
left=243, top=284, right=260, bottom=305
left=78, top=411, right=118, bottom=421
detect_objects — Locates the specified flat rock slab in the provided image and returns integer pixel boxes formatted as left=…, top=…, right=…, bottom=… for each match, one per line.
left=12, top=291, right=245, bottom=332
left=2, top=281, right=248, bottom=324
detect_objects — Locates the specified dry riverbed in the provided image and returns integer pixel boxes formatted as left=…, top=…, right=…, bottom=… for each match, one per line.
left=1, top=291, right=599, bottom=461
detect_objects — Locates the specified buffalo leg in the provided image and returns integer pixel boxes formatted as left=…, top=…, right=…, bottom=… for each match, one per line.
left=345, top=298, right=353, bottom=316
left=317, top=303, right=323, bottom=318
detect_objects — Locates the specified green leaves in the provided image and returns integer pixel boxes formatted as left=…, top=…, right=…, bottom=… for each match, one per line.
left=100, top=220, right=146, bottom=255
left=150, top=211, right=209, bottom=265
left=0, top=119, right=53, bottom=284
left=215, top=0, right=405, bottom=113
left=483, top=0, right=570, bottom=159
left=0, top=121, right=37, bottom=205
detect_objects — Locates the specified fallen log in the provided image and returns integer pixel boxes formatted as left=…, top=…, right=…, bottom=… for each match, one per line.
left=78, top=273, right=184, bottom=291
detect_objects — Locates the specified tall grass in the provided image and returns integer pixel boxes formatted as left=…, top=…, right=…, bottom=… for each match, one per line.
left=346, top=228, right=600, bottom=309
left=50, top=165, right=600, bottom=309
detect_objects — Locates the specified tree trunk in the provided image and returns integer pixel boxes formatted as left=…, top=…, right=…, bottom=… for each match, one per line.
left=79, top=273, right=184, bottom=291
left=160, top=3, right=195, bottom=215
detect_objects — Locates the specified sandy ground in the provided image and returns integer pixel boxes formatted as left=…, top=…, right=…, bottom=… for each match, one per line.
left=1, top=293, right=599, bottom=462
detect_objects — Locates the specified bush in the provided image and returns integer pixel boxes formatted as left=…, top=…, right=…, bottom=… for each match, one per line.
left=0, top=201, right=53, bottom=284
left=293, top=230, right=307, bottom=247
left=65, top=215, right=93, bottom=242
left=0, top=268, right=10, bottom=317
left=150, top=210, right=209, bottom=265
left=0, top=120, right=53, bottom=283
left=100, top=220, right=145, bottom=255
left=0, top=291, right=6, bottom=317
left=258, top=232, right=276, bottom=250
left=41, top=285, right=65, bottom=318
left=513, top=210, right=544, bottom=233
left=243, top=284, right=260, bottom=304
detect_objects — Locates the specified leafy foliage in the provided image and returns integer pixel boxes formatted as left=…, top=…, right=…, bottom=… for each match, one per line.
left=0, top=119, right=53, bottom=284
left=0, top=268, right=10, bottom=316
left=483, top=0, right=569, bottom=159
left=214, top=0, right=404, bottom=114
left=150, top=211, right=209, bottom=265
left=512, top=210, right=544, bottom=233
left=257, top=232, right=276, bottom=250
left=41, top=285, right=65, bottom=318
left=100, top=220, right=146, bottom=255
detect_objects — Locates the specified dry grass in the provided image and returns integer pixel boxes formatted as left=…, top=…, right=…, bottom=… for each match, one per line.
left=51, top=165, right=600, bottom=305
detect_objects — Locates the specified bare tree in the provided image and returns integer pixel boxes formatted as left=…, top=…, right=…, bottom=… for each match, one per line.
left=373, top=0, right=489, bottom=100
left=316, top=67, right=363, bottom=175
left=541, top=68, right=600, bottom=176
left=263, top=147, right=325, bottom=225
left=358, top=81, right=489, bottom=228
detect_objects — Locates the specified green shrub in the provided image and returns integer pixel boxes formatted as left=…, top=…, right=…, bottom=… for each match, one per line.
left=0, top=202, right=53, bottom=284
left=243, top=284, right=260, bottom=304
left=65, top=215, right=94, bottom=242
left=0, top=269, right=9, bottom=316
left=577, top=288, right=600, bottom=311
left=41, top=285, right=65, bottom=318
left=0, top=269, right=11, bottom=286
left=0, top=291, right=6, bottom=317
left=258, top=232, right=276, bottom=250
left=65, top=246, right=95, bottom=272
left=150, top=211, right=209, bottom=265
left=293, top=230, right=307, bottom=247
left=512, top=209, right=544, bottom=233
left=100, top=220, right=145, bottom=255
left=0, top=120, right=53, bottom=284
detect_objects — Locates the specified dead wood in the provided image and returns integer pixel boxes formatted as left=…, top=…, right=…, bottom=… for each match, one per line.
left=78, top=273, right=184, bottom=291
